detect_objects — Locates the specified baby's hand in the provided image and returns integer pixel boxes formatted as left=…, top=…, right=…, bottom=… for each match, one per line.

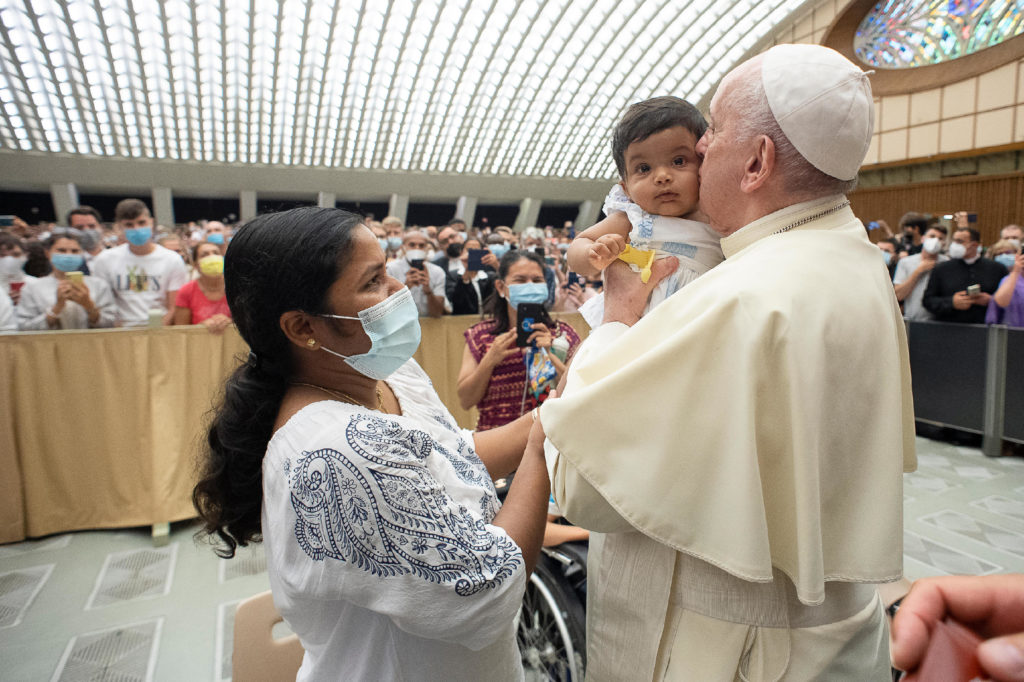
left=588, top=234, right=626, bottom=272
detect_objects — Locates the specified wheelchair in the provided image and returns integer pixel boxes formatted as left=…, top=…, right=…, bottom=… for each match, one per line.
left=518, top=539, right=588, bottom=681
left=496, top=476, right=589, bottom=681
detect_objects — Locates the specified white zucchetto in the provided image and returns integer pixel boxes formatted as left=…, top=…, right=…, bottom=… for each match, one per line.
left=761, top=44, right=874, bottom=181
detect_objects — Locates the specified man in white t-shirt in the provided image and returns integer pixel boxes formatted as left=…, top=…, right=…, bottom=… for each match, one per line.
left=385, top=230, right=449, bottom=317
left=89, top=198, right=188, bottom=327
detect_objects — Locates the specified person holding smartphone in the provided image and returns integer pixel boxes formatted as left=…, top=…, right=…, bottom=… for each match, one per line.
left=457, top=249, right=581, bottom=430
left=447, top=237, right=498, bottom=315
left=17, top=229, right=116, bottom=330
left=384, top=230, right=448, bottom=317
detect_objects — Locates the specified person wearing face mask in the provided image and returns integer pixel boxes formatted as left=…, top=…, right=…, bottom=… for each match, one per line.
left=898, top=212, right=930, bottom=257
left=923, top=227, right=1008, bottom=324
left=0, top=232, right=33, bottom=306
left=171, top=240, right=232, bottom=333
left=985, top=239, right=1024, bottom=327
left=877, top=238, right=899, bottom=280
left=458, top=250, right=581, bottom=430
left=89, top=199, right=189, bottom=327
left=193, top=207, right=549, bottom=681
left=16, top=230, right=116, bottom=330
left=432, top=225, right=465, bottom=272
left=446, top=237, right=499, bottom=315
left=381, top=215, right=405, bottom=260
left=384, top=230, right=449, bottom=317
left=893, top=225, right=949, bottom=320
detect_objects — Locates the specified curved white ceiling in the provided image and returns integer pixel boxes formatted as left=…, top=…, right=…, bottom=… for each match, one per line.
left=0, top=0, right=812, bottom=182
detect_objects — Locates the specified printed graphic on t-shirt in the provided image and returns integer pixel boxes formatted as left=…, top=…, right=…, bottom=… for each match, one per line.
left=118, top=265, right=162, bottom=293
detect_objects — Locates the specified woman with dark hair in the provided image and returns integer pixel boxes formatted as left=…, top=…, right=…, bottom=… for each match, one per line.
left=457, top=250, right=581, bottom=430
left=192, top=207, right=548, bottom=680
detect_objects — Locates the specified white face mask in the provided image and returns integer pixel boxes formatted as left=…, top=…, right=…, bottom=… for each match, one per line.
left=922, top=237, right=943, bottom=255
left=0, top=255, right=26, bottom=277
left=947, top=242, right=967, bottom=260
left=404, top=249, right=426, bottom=262
left=1007, top=239, right=1022, bottom=251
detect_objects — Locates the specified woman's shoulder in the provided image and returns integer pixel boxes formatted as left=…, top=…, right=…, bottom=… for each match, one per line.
left=464, top=317, right=499, bottom=344
left=268, top=400, right=434, bottom=469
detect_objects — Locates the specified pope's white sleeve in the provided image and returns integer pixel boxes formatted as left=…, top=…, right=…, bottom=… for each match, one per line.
left=267, top=418, right=526, bottom=652
left=543, top=321, right=634, bottom=533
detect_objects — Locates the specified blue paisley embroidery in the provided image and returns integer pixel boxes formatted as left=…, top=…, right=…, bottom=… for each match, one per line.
left=431, top=412, right=459, bottom=434
left=289, top=414, right=520, bottom=596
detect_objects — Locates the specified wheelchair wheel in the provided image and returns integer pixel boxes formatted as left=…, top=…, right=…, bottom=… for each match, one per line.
left=518, top=556, right=586, bottom=681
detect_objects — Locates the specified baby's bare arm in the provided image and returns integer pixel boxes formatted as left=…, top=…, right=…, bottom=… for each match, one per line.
left=567, top=213, right=632, bottom=277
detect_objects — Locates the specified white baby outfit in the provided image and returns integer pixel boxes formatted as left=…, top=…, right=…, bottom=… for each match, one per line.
left=579, top=185, right=724, bottom=328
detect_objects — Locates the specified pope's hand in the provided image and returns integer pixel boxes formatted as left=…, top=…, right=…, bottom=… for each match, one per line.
left=602, top=256, right=678, bottom=327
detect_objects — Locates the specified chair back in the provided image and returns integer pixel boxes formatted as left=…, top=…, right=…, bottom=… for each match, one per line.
left=233, top=590, right=304, bottom=682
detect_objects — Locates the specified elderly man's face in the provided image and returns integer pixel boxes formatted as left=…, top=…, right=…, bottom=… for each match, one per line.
left=695, top=73, right=748, bottom=237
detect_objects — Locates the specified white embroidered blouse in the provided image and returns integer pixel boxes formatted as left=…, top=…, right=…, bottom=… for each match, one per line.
left=261, top=359, right=526, bottom=681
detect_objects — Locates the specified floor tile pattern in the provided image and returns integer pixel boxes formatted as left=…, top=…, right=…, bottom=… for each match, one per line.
left=52, top=619, right=162, bottom=682
left=0, top=564, right=53, bottom=628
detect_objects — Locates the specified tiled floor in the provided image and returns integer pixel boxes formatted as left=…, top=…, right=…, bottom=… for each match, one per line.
left=1, top=435, right=1022, bottom=681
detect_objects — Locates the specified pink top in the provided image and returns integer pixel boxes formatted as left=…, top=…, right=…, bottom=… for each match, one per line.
left=464, top=317, right=581, bottom=431
left=174, top=279, right=231, bottom=324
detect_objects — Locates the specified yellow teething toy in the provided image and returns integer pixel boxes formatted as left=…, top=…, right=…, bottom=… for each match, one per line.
left=617, top=245, right=657, bottom=283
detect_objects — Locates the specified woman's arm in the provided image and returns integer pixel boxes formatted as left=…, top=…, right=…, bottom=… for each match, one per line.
left=491, top=419, right=550, bottom=575
left=456, top=328, right=518, bottom=410
left=472, top=411, right=533, bottom=479
left=172, top=306, right=193, bottom=326
left=993, top=258, right=1021, bottom=308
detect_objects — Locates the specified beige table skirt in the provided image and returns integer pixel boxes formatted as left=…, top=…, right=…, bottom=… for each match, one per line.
left=0, top=314, right=586, bottom=544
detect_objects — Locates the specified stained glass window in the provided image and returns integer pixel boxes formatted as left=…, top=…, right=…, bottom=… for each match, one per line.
left=855, top=0, right=1023, bottom=69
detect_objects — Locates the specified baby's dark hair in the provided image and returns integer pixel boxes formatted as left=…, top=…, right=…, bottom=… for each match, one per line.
left=612, top=96, right=707, bottom=177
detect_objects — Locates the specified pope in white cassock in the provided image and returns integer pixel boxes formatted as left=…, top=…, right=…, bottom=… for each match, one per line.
left=533, top=44, right=917, bottom=680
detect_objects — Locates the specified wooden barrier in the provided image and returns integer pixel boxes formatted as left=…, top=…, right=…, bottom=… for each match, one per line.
left=0, top=314, right=587, bottom=544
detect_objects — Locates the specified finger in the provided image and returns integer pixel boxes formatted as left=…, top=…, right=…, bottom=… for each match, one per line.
left=646, top=257, right=679, bottom=288
left=978, top=633, right=1024, bottom=681
left=892, top=576, right=1024, bottom=671
left=530, top=323, right=549, bottom=332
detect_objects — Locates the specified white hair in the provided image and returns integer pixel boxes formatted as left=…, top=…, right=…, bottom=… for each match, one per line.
left=725, top=61, right=857, bottom=199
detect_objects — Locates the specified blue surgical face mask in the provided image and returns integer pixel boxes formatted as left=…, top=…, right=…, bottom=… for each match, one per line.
left=124, top=226, right=152, bottom=246
left=506, top=282, right=548, bottom=307
left=994, top=253, right=1016, bottom=270
left=880, top=250, right=892, bottom=266
left=488, top=243, right=509, bottom=258
left=387, top=236, right=403, bottom=251
left=206, top=233, right=225, bottom=245
left=377, top=238, right=389, bottom=252
left=318, top=287, right=422, bottom=380
left=51, top=253, right=85, bottom=272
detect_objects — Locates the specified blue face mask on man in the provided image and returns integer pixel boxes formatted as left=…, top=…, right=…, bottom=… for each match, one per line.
left=124, top=226, right=152, bottom=246
left=51, top=253, right=85, bottom=273
left=488, top=243, right=509, bottom=258
left=387, top=237, right=404, bottom=251
left=206, top=233, right=225, bottom=245
left=318, top=287, right=422, bottom=380
left=506, top=282, right=548, bottom=307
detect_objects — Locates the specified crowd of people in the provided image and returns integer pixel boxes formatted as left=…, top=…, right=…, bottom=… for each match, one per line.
left=873, top=213, right=1023, bottom=327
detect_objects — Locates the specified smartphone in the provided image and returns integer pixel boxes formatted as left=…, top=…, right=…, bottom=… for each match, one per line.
left=0, top=215, right=14, bottom=227
left=966, top=284, right=981, bottom=296
left=409, top=259, right=425, bottom=271
left=532, top=246, right=545, bottom=257
left=66, top=271, right=84, bottom=286
left=544, top=256, right=556, bottom=266
left=867, top=221, right=879, bottom=231
left=516, top=302, right=548, bottom=347
left=466, top=248, right=486, bottom=271
left=565, top=272, right=584, bottom=288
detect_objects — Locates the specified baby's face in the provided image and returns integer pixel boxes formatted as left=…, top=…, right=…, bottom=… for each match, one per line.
left=620, top=126, right=700, bottom=219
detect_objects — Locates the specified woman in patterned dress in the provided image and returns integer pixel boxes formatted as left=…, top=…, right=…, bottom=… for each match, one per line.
left=457, top=249, right=582, bottom=430
left=193, top=207, right=549, bottom=681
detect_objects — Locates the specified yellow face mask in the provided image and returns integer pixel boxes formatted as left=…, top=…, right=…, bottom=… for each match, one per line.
left=198, top=254, right=225, bottom=276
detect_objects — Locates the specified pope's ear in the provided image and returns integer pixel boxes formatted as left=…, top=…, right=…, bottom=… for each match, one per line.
left=740, top=135, right=775, bottom=193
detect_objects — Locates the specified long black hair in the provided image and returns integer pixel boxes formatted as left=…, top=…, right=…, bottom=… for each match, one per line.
left=193, top=207, right=363, bottom=558
left=482, top=248, right=549, bottom=334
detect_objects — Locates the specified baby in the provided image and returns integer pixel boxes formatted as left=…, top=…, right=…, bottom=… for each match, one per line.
left=567, top=96, right=723, bottom=327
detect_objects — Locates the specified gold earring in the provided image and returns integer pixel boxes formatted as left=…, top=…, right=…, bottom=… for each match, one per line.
left=307, top=338, right=316, bottom=347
